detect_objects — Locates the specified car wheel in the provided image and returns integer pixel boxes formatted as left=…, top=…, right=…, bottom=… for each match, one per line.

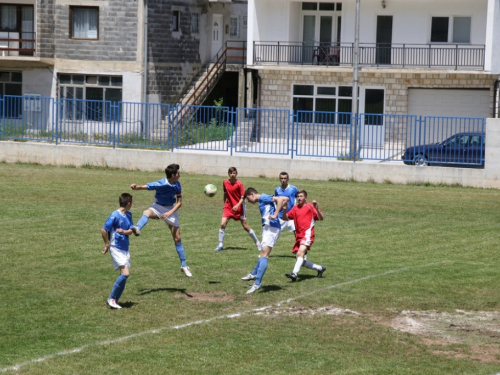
left=413, top=154, right=429, bottom=166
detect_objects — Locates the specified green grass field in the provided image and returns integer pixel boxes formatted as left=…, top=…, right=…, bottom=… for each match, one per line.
left=1, top=162, right=500, bottom=374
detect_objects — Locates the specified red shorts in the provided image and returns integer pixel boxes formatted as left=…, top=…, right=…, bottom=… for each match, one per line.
left=222, top=206, right=245, bottom=221
left=291, top=237, right=314, bottom=253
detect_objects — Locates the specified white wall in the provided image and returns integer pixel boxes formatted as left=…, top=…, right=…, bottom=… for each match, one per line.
left=2, top=117, right=500, bottom=189
left=250, top=0, right=487, bottom=46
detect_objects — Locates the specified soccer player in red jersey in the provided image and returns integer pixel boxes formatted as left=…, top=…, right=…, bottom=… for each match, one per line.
left=214, top=167, right=261, bottom=251
left=283, top=190, right=326, bottom=281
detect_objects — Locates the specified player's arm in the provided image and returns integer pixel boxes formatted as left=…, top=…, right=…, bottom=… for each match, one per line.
left=312, top=200, right=324, bottom=221
left=101, top=228, right=110, bottom=254
left=131, top=183, right=147, bottom=190
left=270, top=196, right=289, bottom=220
left=116, top=228, right=134, bottom=236
left=161, top=196, right=182, bottom=219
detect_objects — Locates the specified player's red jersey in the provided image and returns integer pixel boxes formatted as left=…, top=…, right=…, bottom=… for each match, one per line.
left=286, top=203, right=321, bottom=252
left=222, top=179, right=246, bottom=220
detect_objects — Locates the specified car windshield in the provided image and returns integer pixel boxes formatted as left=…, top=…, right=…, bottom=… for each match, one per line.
left=443, top=135, right=470, bottom=147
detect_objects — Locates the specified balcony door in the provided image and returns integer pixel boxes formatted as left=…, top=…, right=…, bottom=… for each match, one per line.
left=211, top=14, right=223, bottom=57
left=359, top=88, right=385, bottom=148
left=301, top=3, right=339, bottom=64
left=376, top=16, right=392, bottom=65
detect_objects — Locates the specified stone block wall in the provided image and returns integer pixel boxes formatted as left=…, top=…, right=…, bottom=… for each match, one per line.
left=257, top=67, right=499, bottom=114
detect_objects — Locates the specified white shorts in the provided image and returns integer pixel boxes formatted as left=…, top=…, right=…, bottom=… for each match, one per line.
left=261, top=225, right=281, bottom=248
left=150, top=203, right=180, bottom=227
left=110, top=246, right=131, bottom=270
left=279, top=218, right=296, bottom=232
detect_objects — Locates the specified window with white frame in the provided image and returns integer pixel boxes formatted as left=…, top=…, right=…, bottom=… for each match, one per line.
left=230, top=16, right=239, bottom=37
left=430, top=16, right=471, bottom=43
left=70, top=6, right=98, bottom=39
left=58, top=74, right=122, bottom=121
left=191, top=12, right=200, bottom=33
left=292, top=84, right=353, bottom=124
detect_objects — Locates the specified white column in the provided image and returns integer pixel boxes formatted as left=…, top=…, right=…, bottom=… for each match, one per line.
left=484, top=0, right=500, bottom=73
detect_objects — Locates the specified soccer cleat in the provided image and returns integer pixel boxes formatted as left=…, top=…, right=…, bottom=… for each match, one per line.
left=107, top=298, right=122, bottom=309
left=317, top=266, right=326, bottom=278
left=181, top=266, right=192, bottom=277
left=241, top=273, right=257, bottom=281
left=214, top=246, right=224, bottom=251
left=285, top=273, right=298, bottom=282
left=133, top=226, right=141, bottom=236
left=246, top=283, right=262, bottom=294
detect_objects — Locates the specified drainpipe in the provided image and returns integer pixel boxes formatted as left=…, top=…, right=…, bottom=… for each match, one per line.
left=143, top=0, right=148, bottom=105
left=494, top=78, right=500, bottom=118
left=351, top=0, right=360, bottom=160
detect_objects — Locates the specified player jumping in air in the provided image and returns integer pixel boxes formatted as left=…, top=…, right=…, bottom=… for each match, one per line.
left=130, top=163, right=192, bottom=277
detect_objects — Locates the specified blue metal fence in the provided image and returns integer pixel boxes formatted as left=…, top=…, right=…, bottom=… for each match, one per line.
left=0, top=95, right=486, bottom=166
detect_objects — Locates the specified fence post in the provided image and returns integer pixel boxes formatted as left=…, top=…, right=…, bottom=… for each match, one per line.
left=0, top=97, right=3, bottom=139
left=54, top=99, right=60, bottom=145
left=291, top=111, right=296, bottom=159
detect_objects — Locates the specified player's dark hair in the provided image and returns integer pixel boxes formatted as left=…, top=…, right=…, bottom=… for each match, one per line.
left=244, top=187, right=258, bottom=197
left=119, top=193, right=133, bottom=207
left=165, top=163, right=180, bottom=178
left=279, top=171, right=289, bottom=179
left=298, top=189, right=307, bottom=197
left=228, top=166, right=237, bottom=174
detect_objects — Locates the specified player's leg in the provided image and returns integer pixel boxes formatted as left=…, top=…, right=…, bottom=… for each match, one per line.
left=215, top=216, right=230, bottom=251
left=107, top=249, right=130, bottom=309
left=169, top=224, right=192, bottom=277
left=285, top=241, right=304, bottom=282
left=241, top=219, right=261, bottom=251
left=135, top=208, right=159, bottom=233
left=302, top=253, right=327, bottom=278
left=247, top=226, right=279, bottom=294
left=114, top=265, right=130, bottom=301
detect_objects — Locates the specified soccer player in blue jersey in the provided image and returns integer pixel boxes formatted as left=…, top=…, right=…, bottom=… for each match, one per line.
left=240, top=187, right=289, bottom=294
left=101, top=193, right=136, bottom=309
left=130, top=163, right=192, bottom=277
left=274, top=171, right=299, bottom=232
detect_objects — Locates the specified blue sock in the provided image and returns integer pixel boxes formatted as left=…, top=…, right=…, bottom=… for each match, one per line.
left=255, top=257, right=268, bottom=286
left=109, top=274, right=128, bottom=301
left=136, top=214, right=149, bottom=230
left=115, top=275, right=129, bottom=301
left=175, top=242, right=187, bottom=267
left=251, top=258, right=261, bottom=276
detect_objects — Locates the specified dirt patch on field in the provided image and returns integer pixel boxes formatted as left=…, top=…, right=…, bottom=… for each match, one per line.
left=175, top=291, right=233, bottom=302
left=255, top=305, right=361, bottom=317
left=389, top=309, right=500, bottom=363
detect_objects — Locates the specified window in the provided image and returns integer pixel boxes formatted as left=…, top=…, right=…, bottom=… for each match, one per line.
left=430, top=16, right=471, bottom=43
left=172, top=10, right=180, bottom=32
left=58, top=74, right=122, bottom=121
left=0, top=4, right=34, bottom=55
left=292, top=84, right=353, bottom=125
left=0, top=71, right=22, bottom=118
left=70, top=7, right=98, bottom=39
left=243, top=16, right=247, bottom=28
left=302, top=2, right=340, bottom=11
left=230, top=16, right=239, bottom=37
left=191, top=12, right=200, bottom=33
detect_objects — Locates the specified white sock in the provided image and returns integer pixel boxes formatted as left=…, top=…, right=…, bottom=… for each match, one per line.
left=292, top=257, right=304, bottom=275
left=218, top=229, right=225, bottom=247
left=304, top=260, right=322, bottom=271
left=248, top=229, right=259, bottom=244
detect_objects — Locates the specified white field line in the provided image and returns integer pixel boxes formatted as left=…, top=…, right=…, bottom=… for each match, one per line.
left=0, top=261, right=449, bottom=373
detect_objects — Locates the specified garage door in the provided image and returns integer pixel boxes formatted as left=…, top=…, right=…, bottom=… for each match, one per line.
left=408, top=89, right=490, bottom=118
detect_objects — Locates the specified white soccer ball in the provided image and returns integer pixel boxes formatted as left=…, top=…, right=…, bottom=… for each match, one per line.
left=204, top=184, right=217, bottom=197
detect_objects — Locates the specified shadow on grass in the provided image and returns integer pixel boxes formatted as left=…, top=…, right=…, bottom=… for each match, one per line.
left=139, top=287, right=188, bottom=295
left=118, top=301, right=137, bottom=309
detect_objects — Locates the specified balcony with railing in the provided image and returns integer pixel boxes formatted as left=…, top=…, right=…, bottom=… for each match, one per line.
left=0, top=31, right=36, bottom=57
left=253, top=42, right=485, bottom=70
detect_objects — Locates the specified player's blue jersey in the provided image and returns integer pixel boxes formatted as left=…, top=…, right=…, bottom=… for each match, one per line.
left=258, top=194, right=281, bottom=229
left=103, top=210, right=134, bottom=251
left=274, top=184, right=298, bottom=218
left=146, top=178, right=182, bottom=206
